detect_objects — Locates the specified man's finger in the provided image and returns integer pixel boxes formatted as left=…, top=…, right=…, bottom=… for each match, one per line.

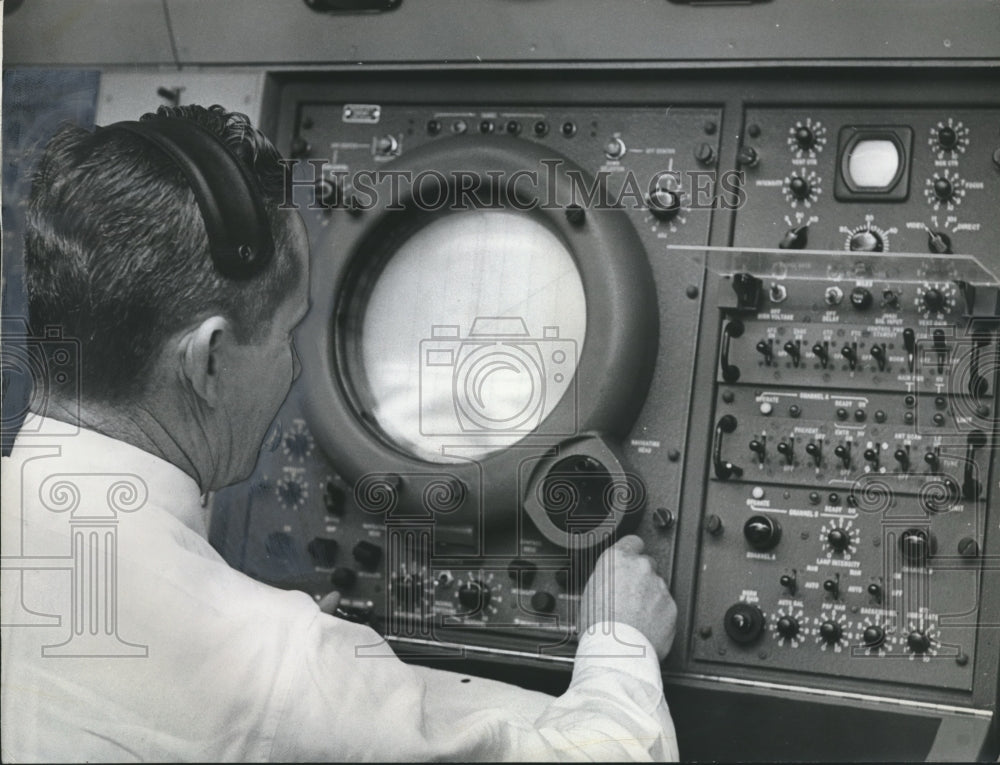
left=318, top=590, right=342, bottom=615
left=612, top=534, right=645, bottom=555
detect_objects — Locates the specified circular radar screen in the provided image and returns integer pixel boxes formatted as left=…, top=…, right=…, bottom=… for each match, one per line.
left=357, top=210, right=587, bottom=463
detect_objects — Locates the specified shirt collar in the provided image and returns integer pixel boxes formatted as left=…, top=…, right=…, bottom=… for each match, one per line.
left=14, top=415, right=209, bottom=538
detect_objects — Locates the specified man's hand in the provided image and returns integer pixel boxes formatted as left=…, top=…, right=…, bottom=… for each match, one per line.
left=578, top=535, right=677, bottom=661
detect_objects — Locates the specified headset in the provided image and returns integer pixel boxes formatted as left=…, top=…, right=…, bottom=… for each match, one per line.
left=101, top=115, right=275, bottom=280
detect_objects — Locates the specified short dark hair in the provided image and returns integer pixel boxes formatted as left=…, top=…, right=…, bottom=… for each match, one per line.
left=24, top=104, right=301, bottom=403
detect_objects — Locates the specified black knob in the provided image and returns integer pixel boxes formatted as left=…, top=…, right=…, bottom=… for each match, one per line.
left=352, top=540, right=383, bottom=570
left=907, top=629, right=932, bottom=654
left=900, top=528, right=932, bottom=566
left=307, top=537, right=339, bottom=567
left=827, top=527, right=851, bottom=553
left=794, top=125, right=815, bottom=150
left=933, top=177, right=953, bottom=202
left=731, top=272, right=763, bottom=310
left=277, top=478, right=304, bottom=506
left=648, top=187, right=682, bottom=220
left=850, top=287, right=873, bottom=310
left=530, top=591, right=557, bottom=613
left=779, top=224, right=809, bottom=250
left=923, top=288, right=946, bottom=314
left=737, top=146, right=759, bottom=167
left=776, top=615, right=800, bottom=639
left=724, top=603, right=766, bottom=644
left=694, top=142, right=716, bottom=165
left=863, top=625, right=886, bottom=649
left=789, top=176, right=811, bottom=200
left=805, top=441, right=822, bottom=467
left=849, top=230, right=883, bottom=252
left=902, top=328, right=916, bottom=353
left=507, top=558, right=537, bottom=588
left=705, top=514, right=724, bottom=537
left=927, top=230, right=952, bottom=255
left=819, top=620, right=842, bottom=644
left=834, top=443, right=852, bottom=469
left=894, top=447, right=910, bottom=471
left=936, top=126, right=958, bottom=151
left=870, top=343, right=886, bottom=371
left=867, top=582, right=883, bottom=604
left=330, top=567, right=357, bottom=588
left=743, top=515, right=782, bottom=551
left=457, top=580, right=491, bottom=612
left=823, top=577, right=840, bottom=599
left=749, top=439, right=767, bottom=463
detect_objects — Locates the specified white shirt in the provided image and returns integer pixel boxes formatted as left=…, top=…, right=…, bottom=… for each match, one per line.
left=1, top=417, right=678, bottom=762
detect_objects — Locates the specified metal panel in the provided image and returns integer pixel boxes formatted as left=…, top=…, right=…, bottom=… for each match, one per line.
left=165, top=0, right=1000, bottom=64
left=2, top=0, right=174, bottom=66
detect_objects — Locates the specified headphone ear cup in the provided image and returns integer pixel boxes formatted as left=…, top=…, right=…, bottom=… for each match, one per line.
left=101, top=117, right=275, bottom=280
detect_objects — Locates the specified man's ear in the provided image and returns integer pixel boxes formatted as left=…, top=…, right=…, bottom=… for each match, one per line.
left=179, top=316, right=230, bottom=406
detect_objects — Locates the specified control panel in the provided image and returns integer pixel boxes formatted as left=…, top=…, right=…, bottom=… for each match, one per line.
left=692, top=250, right=997, bottom=692
left=210, top=73, right=1000, bottom=759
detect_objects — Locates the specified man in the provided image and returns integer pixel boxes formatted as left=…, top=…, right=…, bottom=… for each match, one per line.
left=1, top=105, right=679, bottom=761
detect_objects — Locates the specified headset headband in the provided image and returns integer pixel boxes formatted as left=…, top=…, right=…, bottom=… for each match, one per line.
left=102, top=116, right=275, bottom=279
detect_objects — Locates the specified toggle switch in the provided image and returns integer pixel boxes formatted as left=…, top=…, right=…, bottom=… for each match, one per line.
left=749, top=438, right=767, bottom=464
left=756, top=339, right=774, bottom=366
left=777, top=440, right=794, bottom=465
left=841, top=342, right=858, bottom=371
left=812, top=341, right=830, bottom=368
left=894, top=446, right=910, bottom=472
left=805, top=441, right=823, bottom=468
left=834, top=442, right=852, bottom=469
left=783, top=340, right=801, bottom=367
left=779, top=571, right=797, bottom=595
left=870, top=343, right=887, bottom=371
left=864, top=444, right=881, bottom=471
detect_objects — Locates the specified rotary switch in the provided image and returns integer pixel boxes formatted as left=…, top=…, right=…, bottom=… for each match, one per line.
left=907, top=629, right=932, bottom=654
left=648, top=186, right=682, bottom=220
left=818, top=620, right=843, bottom=645
left=849, top=229, right=884, bottom=252
left=863, top=625, right=886, bottom=649
left=794, top=125, right=816, bottom=150
left=743, top=515, right=782, bottom=551
left=776, top=615, right=800, bottom=640
left=788, top=175, right=812, bottom=201
left=936, top=126, right=958, bottom=151
left=457, top=579, right=492, bottom=612
left=724, top=603, right=766, bottom=644
left=932, top=176, right=954, bottom=203
left=826, top=527, right=852, bottom=553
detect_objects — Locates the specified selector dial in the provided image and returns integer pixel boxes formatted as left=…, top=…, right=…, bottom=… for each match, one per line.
left=647, top=186, right=683, bottom=220
left=724, top=603, right=767, bottom=645
left=787, top=118, right=827, bottom=156
left=743, top=515, right=782, bottom=551
left=907, top=629, right=932, bottom=654
left=928, top=119, right=969, bottom=157
left=848, top=228, right=884, bottom=252
left=457, top=579, right=492, bottom=612
left=924, top=170, right=966, bottom=210
left=276, top=471, right=308, bottom=510
left=776, top=615, right=800, bottom=639
left=915, top=282, right=956, bottom=317
left=282, top=420, right=315, bottom=462
left=862, top=624, right=887, bottom=649
left=826, top=527, right=852, bottom=553
left=784, top=171, right=821, bottom=207
left=818, top=620, right=843, bottom=644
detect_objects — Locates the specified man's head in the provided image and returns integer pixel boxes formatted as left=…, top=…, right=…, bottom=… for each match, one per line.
left=24, top=104, right=310, bottom=489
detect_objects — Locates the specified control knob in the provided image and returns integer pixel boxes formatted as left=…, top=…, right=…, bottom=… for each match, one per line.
left=794, top=125, right=816, bottom=150
left=932, top=176, right=954, bottom=202
left=862, top=625, right=886, bottom=649
left=907, top=629, right=932, bottom=654
left=457, top=580, right=491, bottom=612
left=788, top=175, right=812, bottom=200
left=922, top=287, right=948, bottom=314
left=776, top=615, right=800, bottom=640
left=724, top=603, right=766, bottom=644
left=648, top=186, right=682, bottom=220
left=743, top=515, right=782, bottom=551
left=826, top=527, right=852, bottom=553
left=818, top=620, right=843, bottom=644
left=849, top=229, right=884, bottom=252
left=936, top=126, right=958, bottom=151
